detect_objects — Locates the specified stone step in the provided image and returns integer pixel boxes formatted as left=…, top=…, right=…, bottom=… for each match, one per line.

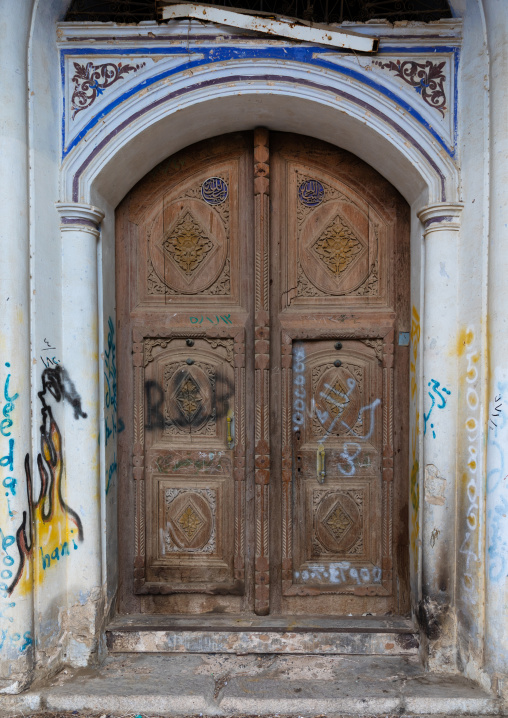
left=0, top=653, right=500, bottom=717
left=106, top=614, right=419, bottom=655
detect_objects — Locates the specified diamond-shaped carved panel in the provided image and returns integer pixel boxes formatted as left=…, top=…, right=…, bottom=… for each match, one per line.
left=164, top=364, right=215, bottom=436
left=313, top=364, right=364, bottom=438
left=149, top=198, right=228, bottom=295
left=314, top=490, right=363, bottom=554
left=177, top=502, right=205, bottom=540
left=175, top=374, right=203, bottom=423
left=325, top=501, right=353, bottom=542
left=299, top=206, right=372, bottom=296
left=162, top=211, right=214, bottom=279
left=313, top=220, right=363, bottom=277
left=165, top=489, right=216, bottom=552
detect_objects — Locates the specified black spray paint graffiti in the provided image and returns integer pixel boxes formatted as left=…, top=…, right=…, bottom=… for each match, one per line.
left=7, top=366, right=86, bottom=594
left=145, top=369, right=234, bottom=431
left=489, top=394, right=503, bottom=431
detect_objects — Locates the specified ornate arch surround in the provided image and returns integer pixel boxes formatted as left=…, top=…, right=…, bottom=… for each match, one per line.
left=59, top=33, right=460, bottom=207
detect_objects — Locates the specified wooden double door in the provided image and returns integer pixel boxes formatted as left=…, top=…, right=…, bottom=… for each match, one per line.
left=117, top=131, right=410, bottom=618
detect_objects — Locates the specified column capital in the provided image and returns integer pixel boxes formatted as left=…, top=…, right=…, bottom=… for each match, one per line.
left=417, top=202, right=464, bottom=234
left=56, top=202, right=105, bottom=237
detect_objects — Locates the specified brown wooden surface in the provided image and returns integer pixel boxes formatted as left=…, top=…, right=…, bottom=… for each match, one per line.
left=116, top=131, right=409, bottom=618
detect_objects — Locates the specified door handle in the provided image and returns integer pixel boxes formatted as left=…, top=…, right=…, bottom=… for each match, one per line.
left=227, top=411, right=234, bottom=448
left=317, top=444, right=326, bottom=483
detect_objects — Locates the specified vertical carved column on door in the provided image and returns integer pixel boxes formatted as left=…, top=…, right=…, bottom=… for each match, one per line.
left=132, top=330, right=145, bottom=590
left=254, top=127, right=270, bottom=615
left=382, top=329, right=395, bottom=591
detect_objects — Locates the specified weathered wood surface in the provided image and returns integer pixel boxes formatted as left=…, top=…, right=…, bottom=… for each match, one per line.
left=116, top=131, right=409, bottom=618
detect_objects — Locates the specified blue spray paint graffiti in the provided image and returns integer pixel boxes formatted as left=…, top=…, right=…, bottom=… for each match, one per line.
left=424, top=378, right=451, bottom=438
left=487, top=380, right=508, bottom=583
left=0, top=363, right=32, bottom=653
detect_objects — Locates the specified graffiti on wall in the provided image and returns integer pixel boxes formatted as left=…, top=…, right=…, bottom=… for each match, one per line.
left=458, top=326, right=481, bottom=598
left=104, top=317, right=119, bottom=494
left=423, top=379, right=451, bottom=439
left=487, top=378, right=508, bottom=584
left=0, top=362, right=32, bottom=653
left=5, top=366, right=86, bottom=598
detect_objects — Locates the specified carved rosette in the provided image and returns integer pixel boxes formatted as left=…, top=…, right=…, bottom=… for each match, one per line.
left=254, top=128, right=270, bottom=615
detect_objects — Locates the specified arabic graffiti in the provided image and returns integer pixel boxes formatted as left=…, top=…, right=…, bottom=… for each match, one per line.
left=423, top=379, right=451, bottom=438
left=489, top=395, right=503, bottom=431
left=189, top=314, right=232, bottom=325
left=298, top=179, right=325, bottom=207
left=40, top=338, right=60, bottom=369
left=201, top=177, right=228, bottom=206
left=71, top=61, right=146, bottom=120
left=7, top=366, right=86, bottom=595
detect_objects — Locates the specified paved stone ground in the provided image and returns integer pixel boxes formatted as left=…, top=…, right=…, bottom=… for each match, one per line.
left=0, top=654, right=505, bottom=717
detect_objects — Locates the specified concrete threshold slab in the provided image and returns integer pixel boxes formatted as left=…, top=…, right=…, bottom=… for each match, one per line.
left=107, top=614, right=419, bottom=656
left=0, top=653, right=502, bottom=717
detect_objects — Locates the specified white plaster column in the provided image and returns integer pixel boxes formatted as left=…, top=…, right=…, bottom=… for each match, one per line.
left=0, top=0, right=36, bottom=693
left=417, top=203, right=463, bottom=666
left=56, top=203, right=105, bottom=666
left=484, top=0, right=508, bottom=689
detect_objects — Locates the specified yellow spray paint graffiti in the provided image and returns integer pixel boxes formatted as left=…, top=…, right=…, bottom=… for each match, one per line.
left=7, top=367, right=85, bottom=597
left=410, top=306, right=420, bottom=400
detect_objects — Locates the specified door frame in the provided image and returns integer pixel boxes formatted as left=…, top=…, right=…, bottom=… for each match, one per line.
left=58, top=42, right=463, bottom=661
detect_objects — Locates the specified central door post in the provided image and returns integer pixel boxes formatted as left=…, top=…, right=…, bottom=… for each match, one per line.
left=254, top=128, right=271, bottom=615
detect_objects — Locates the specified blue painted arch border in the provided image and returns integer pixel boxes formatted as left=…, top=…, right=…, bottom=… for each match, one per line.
left=61, top=44, right=460, bottom=160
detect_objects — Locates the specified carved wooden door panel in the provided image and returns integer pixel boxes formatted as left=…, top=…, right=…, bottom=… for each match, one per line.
left=270, top=134, right=410, bottom=616
left=117, top=134, right=254, bottom=613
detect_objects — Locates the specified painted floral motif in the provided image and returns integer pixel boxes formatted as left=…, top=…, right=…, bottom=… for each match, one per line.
left=71, top=61, right=146, bottom=119
left=374, top=59, right=447, bottom=116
